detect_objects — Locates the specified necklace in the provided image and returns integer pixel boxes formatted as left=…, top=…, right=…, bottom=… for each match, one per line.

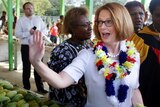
left=153, top=24, right=160, bottom=38
left=93, top=39, right=138, bottom=106
left=107, top=51, right=120, bottom=58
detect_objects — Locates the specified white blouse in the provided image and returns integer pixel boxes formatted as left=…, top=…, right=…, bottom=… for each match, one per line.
left=63, top=40, right=140, bottom=107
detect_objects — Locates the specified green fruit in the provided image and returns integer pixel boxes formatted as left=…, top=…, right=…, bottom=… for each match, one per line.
left=0, top=92, right=6, bottom=97
left=6, top=90, right=17, bottom=98
left=34, top=95, right=41, bottom=103
left=49, top=103, right=60, bottom=107
left=17, top=89, right=27, bottom=96
left=39, top=98, right=48, bottom=106
left=0, top=80, right=13, bottom=90
left=0, top=80, right=11, bottom=86
left=0, top=86, right=3, bottom=90
left=6, top=102, right=17, bottom=107
left=0, top=96, right=10, bottom=102
left=3, top=84, right=13, bottom=90
left=20, top=103, right=29, bottom=107
left=28, top=100, right=39, bottom=107
left=3, top=98, right=11, bottom=105
left=17, top=99, right=26, bottom=107
left=11, top=94, right=23, bottom=102
left=3, top=89, right=9, bottom=93
left=0, top=90, right=4, bottom=93
left=24, top=93, right=35, bottom=101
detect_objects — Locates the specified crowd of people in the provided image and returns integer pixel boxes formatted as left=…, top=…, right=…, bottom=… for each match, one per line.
left=1, top=0, right=159, bottom=106
left=29, top=2, right=141, bottom=107
left=0, top=9, right=17, bottom=35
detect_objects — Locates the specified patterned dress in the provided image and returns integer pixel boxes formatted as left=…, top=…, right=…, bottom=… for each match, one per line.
left=47, top=39, right=90, bottom=107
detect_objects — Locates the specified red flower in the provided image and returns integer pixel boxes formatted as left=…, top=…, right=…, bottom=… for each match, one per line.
left=95, top=42, right=103, bottom=47
left=96, top=60, right=103, bottom=66
left=106, top=73, right=113, bottom=80
left=127, top=56, right=136, bottom=63
left=110, top=62, right=117, bottom=67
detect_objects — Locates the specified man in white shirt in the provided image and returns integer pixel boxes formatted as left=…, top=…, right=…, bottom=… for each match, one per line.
left=15, top=2, right=48, bottom=94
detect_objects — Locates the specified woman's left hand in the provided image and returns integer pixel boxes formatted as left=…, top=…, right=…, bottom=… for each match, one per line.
left=29, top=30, right=45, bottom=64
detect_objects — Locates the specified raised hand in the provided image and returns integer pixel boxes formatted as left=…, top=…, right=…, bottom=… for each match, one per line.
left=29, top=31, right=45, bottom=64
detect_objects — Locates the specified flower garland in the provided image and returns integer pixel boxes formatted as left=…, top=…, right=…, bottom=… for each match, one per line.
left=93, top=38, right=137, bottom=106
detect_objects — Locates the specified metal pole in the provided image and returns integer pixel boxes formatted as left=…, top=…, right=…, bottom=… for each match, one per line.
left=8, top=0, right=14, bottom=71
left=14, top=0, right=20, bottom=70
left=85, top=0, right=93, bottom=21
left=60, top=0, right=65, bottom=15
left=16, top=0, right=20, bottom=18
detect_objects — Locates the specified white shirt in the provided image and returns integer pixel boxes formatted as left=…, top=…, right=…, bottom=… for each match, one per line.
left=15, top=15, right=47, bottom=45
left=63, top=40, right=140, bottom=107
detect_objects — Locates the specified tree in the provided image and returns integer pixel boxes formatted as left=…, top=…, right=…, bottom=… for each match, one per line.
left=20, top=0, right=51, bottom=15
left=46, top=0, right=60, bottom=16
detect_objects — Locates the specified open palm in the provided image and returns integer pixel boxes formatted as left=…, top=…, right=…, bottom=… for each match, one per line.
left=29, top=31, right=45, bottom=63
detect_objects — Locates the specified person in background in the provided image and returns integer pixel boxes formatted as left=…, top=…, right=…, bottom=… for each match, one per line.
left=3, top=9, right=17, bottom=35
left=13, top=9, right=17, bottom=32
left=125, top=1, right=148, bottom=33
left=47, top=7, right=91, bottom=107
left=0, top=11, right=7, bottom=33
left=15, top=2, right=48, bottom=94
left=29, top=2, right=144, bottom=107
left=56, top=15, right=64, bottom=36
left=49, top=21, right=58, bottom=44
left=125, top=2, right=148, bottom=105
left=129, top=0, right=160, bottom=106
left=56, top=15, right=64, bottom=43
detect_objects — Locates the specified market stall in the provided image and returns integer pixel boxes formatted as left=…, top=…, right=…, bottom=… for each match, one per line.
left=0, top=79, right=61, bottom=107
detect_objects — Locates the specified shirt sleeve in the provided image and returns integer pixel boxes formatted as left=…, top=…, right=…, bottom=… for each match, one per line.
left=15, top=18, right=30, bottom=39
left=47, top=43, right=74, bottom=72
left=63, top=49, right=90, bottom=83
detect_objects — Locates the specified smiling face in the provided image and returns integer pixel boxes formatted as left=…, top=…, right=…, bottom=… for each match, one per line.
left=97, top=9, right=117, bottom=45
left=71, top=15, right=92, bottom=41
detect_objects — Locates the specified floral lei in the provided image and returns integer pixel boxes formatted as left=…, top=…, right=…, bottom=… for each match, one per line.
left=93, top=38, right=137, bottom=106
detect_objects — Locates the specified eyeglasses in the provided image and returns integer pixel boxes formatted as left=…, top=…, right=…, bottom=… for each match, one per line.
left=96, top=19, right=113, bottom=27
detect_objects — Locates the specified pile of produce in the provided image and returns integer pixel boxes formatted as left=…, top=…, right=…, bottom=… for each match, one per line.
left=0, top=79, right=61, bottom=107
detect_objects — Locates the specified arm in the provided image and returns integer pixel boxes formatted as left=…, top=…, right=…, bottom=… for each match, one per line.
left=131, top=48, right=144, bottom=107
left=29, top=31, right=74, bottom=88
left=132, top=88, right=144, bottom=107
